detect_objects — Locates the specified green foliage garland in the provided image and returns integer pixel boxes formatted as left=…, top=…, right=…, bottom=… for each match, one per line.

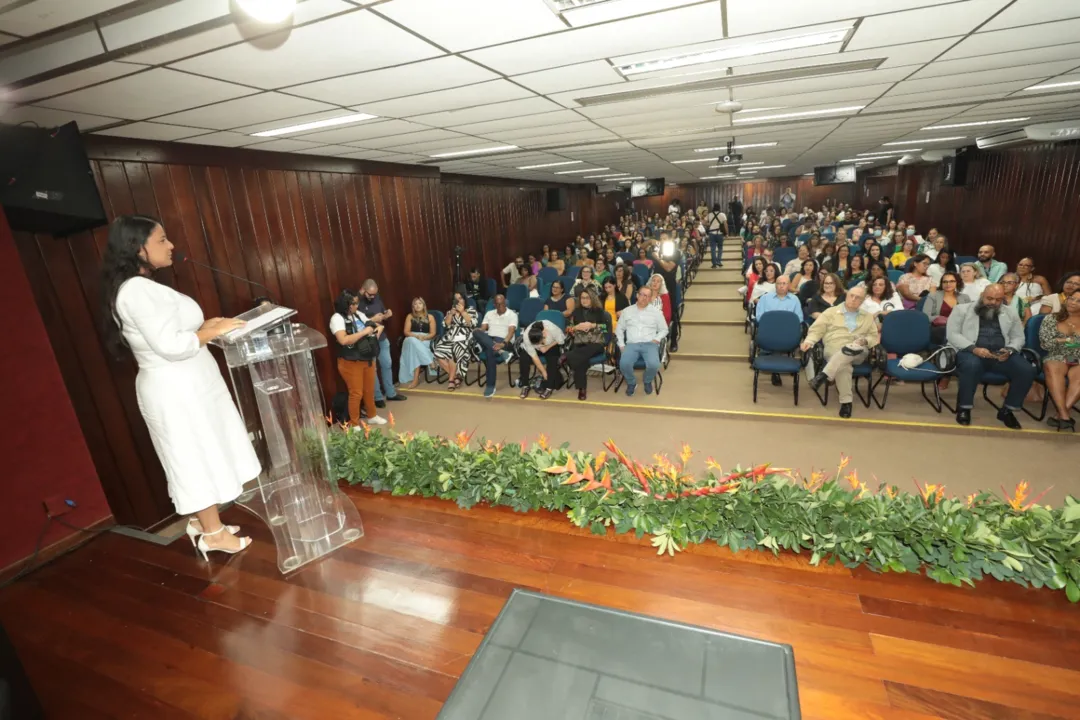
left=327, top=425, right=1080, bottom=602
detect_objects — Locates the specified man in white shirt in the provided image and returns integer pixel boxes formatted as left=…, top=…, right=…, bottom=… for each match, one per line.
left=517, top=319, right=566, bottom=399
left=780, top=187, right=795, bottom=212
left=501, top=256, right=524, bottom=288
left=616, top=286, right=668, bottom=396
left=473, top=294, right=518, bottom=398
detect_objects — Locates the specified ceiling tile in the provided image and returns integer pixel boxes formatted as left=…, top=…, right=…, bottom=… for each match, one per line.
left=377, top=0, right=565, bottom=52
left=37, top=67, right=257, bottom=120
left=979, top=0, right=1080, bottom=32
left=284, top=56, right=497, bottom=106
left=408, top=96, right=563, bottom=127
left=0, top=32, right=17, bottom=46
left=244, top=137, right=328, bottom=153
left=153, top=92, right=340, bottom=131
left=0, top=28, right=103, bottom=85
left=725, top=0, right=941, bottom=37
left=354, top=79, right=534, bottom=118
left=121, top=0, right=354, bottom=65
left=512, top=60, right=626, bottom=95
left=295, top=144, right=368, bottom=156
left=175, top=131, right=263, bottom=147
left=350, top=128, right=467, bottom=150
left=911, top=43, right=1080, bottom=78
left=892, top=61, right=1080, bottom=95
left=0, top=104, right=119, bottom=129
left=169, top=10, right=443, bottom=89
left=449, top=109, right=584, bottom=135
left=0, top=0, right=131, bottom=36
left=940, top=17, right=1080, bottom=60
left=846, top=0, right=1010, bottom=52
left=0, top=60, right=141, bottom=103
left=92, top=121, right=209, bottom=141
left=99, top=0, right=229, bottom=51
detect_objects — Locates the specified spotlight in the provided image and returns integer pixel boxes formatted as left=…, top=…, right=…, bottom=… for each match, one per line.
left=235, top=0, right=296, bottom=23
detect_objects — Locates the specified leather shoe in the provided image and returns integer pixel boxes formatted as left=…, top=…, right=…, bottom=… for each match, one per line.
left=955, top=409, right=971, bottom=426
left=375, top=400, right=386, bottom=409
left=808, top=372, right=828, bottom=391
left=771, top=373, right=782, bottom=387
left=838, top=402, right=852, bottom=419
left=997, top=408, right=1022, bottom=430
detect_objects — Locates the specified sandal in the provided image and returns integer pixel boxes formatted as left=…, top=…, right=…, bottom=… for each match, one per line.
left=448, top=378, right=459, bottom=391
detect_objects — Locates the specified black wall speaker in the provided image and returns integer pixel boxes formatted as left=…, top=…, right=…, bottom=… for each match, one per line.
left=0, top=121, right=107, bottom=236
left=941, top=148, right=970, bottom=187
left=546, top=187, right=568, bottom=212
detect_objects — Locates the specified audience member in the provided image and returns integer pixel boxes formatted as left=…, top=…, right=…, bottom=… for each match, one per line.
left=545, top=280, right=575, bottom=320
left=923, top=271, right=969, bottom=346
left=861, top=276, right=899, bottom=320
left=750, top=263, right=781, bottom=303
left=928, top=248, right=957, bottom=288
left=616, top=286, right=668, bottom=397
left=843, top=254, right=867, bottom=288
left=896, top=254, right=933, bottom=309
left=548, top=250, right=566, bottom=275
left=1039, top=289, right=1080, bottom=430
left=357, top=279, right=406, bottom=406
left=473, top=294, right=518, bottom=398
left=573, top=265, right=601, bottom=297
left=634, top=248, right=653, bottom=268
left=517, top=318, right=565, bottom=400
left=977, top=245, right=1007, bottom=282
left=784, top=245, right=811, bottom=276
left=502, top=255, right=524, bottom=288
left=959, top=263, right=990, bottom=302
left=1014, top=257, right=1052, bottom=305
left=566, top=288, right=609, bottom=401
left=807, top=273, right=845, bottom=320
left=329, top=289, right=386, bottom=426
left=792, top=258, right=818, bottom=293
left=999, top=273, right=1026, bottom=319
left=648, top=274, right=673, bottom=324
left=594, top=258, right=611, bottom=285
left=866, top=242, right=886, bottom=267
left=434, top=292, right=477, bottom=391
left=399, top=297, right=436, bottom=389
left=828, top=244, right=852, bottom=276
left=464, top=267, right=489, bottom=308
left=756, top=275, right=803, bottom=388
left=1029, top=272, right=1080, bottom=317
left=946, top=284, right=1034, bottom=428
left=802, top=286, right=878, bottom=419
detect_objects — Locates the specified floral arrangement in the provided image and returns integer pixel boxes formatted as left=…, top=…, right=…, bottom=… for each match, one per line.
left=327, top=417, right=1080, bottom=602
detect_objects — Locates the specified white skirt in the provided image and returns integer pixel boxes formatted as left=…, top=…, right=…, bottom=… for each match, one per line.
left=136, top=349, right=261, bottom=515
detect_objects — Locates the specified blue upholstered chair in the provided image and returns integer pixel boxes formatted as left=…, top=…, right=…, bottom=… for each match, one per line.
left=870, top=311, right=949, bottom=411
left=750, top=311, right=805, bottom=405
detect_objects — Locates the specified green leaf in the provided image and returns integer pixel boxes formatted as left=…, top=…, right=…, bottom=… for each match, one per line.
left=1067, top=580, right=1080, bottom=603
left=1062, top=504, right=1080, bottom=524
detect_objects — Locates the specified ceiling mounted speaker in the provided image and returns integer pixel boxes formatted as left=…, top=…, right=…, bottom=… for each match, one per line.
left=714, top=100, right=744, bottom=114
left=235, top=0, right=296, bottom=24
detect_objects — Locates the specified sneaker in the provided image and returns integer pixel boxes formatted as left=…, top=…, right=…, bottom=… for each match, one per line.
left=519, top=387, right=530, bottom=399
left=484, top=386, right=497, bottom=398
left=366, top=415, right=388, bottom=426
left=644, top=381, right=654, bottom=395
left=625, top=383, right=636, bottom=397
left=538, top=388, right=553, bottom=400
left=498, top=350, right=512, bottom=364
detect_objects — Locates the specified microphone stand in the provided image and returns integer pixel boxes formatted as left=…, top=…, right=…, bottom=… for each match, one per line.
left=177, top=252, right=272, bottom=299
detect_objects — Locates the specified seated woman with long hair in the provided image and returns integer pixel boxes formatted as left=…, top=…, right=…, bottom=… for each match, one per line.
left=843, top=253, right=867, bottom=288
left=865, top=242, right=886, bottom=267
left=923, top=271, right=969, bottom=346
left=958, top=262, right=990, bottom=302
left=545, top=279, right=575, bottom=320
left=860, top=276, right=899, bottom=320
left=750, top=263, right=780, bottom=303
left=601, top=275, right=628, bottom=335
left=566, top=288, right=609, bottom=401
left=791, top=258, right=818, bottom=293
left=1039, top=289, right=1080, bottom=430
left=927, top=247, right=957, bottom=287
left=890, top=237, right=916, bottom=269
left=572, top=265, right=601, bottom=298
left=518, top=264, right=540, bottom=298
left=806, top=272, right=844, bottom=319
left=433, top=292, right=477, bottom=391
left=399, top=296, right=436, bottom=389
left=827, top=243, right=852, bottom=276
left=647, top=273, right=673, bottom=324
left=548, top=249, right=565, bottom=275
left=614, top=263, right=637, bottom=304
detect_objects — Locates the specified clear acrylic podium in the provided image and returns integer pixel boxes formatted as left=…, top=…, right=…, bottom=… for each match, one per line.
left=210, top=303, right=363, bottom=573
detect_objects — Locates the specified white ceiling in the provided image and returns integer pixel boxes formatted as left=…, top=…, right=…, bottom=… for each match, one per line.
left=0, top=0, right=1079, bottom=184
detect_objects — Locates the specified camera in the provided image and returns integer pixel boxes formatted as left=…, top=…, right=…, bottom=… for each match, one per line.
left=453, top=246, right=464, bottom=258
left=660, top=240, right=676, bottom=259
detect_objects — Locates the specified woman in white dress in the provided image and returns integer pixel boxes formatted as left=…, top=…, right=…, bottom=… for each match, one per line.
left=101, top=215, right=260, bottom=560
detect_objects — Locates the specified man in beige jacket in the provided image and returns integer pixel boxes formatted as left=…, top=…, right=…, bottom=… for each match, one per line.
left=800, top=286, right=879, bottom=418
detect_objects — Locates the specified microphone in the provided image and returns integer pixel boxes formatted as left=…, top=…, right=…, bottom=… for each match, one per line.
left=173, top=250, right=272, bottom=298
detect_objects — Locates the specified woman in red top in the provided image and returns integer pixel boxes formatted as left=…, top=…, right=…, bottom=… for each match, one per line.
left=745, top=256, right=766, bottom=303
left=648, top=273, right=673, bottom=324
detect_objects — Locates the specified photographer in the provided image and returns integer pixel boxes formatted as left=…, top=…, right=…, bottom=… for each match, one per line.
left=330, top=290, right=387, bottom=426
left=652, top=233, right=682, bottom=352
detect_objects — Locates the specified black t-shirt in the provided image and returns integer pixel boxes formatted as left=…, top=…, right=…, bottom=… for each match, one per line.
left=878, top=202, right=893, bottom=224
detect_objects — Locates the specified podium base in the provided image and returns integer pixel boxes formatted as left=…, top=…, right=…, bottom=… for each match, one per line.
left=236, top=480, right=363, bottom=573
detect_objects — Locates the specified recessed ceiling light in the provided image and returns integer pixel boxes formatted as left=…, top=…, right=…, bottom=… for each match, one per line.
left=857, top=150, right=918, bottom=156
left=554, top=167, right=610, bottom=174
left=517, top=161, right=583, bottom=169
left=1024, top=80, right=1080, bottom=91
left=921, top=117, right=1030, bottom=130
left=882, top=136, right=966, bottom=146
left=734, top=106, right=864, bottom=123
left=671, top=158, right=718, bottom=165
left=250, top=113, right=378, bottom=137
left=236, top=0, right=296, bottom=24
left=430, top=145, right=518, bottom=158
left=693, top=142, right=778, bottom=152
left=615, top=26, right=852, bottom=76
left=699, top=174, right=737, bottom=180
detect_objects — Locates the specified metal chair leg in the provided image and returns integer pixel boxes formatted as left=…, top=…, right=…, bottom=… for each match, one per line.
left=981, top=383, right=1004, bottom=412
left=753, top=370, right=759, bottom=403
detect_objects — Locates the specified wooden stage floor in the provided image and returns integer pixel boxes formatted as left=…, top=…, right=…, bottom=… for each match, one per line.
left=1, top=488, right=1078, bottom=720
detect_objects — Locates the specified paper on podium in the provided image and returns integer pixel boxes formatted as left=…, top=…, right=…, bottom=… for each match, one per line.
left=223, top=306, right=295, bottom=340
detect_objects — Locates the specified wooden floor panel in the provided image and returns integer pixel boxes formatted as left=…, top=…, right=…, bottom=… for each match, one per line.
left=1, top=487, right=1076, bottom=720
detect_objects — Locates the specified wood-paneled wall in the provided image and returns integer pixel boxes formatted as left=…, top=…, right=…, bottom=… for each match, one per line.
left=631, top=176, right=857, bottom=217
left=10, top=137, right=619, bottom=528
left=894, top=142, right=1080, bottom=277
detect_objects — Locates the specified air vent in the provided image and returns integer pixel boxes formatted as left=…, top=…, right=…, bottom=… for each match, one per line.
left=574, top=58, right=884, bottom=107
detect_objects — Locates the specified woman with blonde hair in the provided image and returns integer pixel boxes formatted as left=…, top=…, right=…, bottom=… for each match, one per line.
left=400, top=297, right=436, bottom=388
left=648, top=273, right=672, bottom=324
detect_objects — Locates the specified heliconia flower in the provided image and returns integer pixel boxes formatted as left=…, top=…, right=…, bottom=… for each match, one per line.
left=388, top=412, right=395, bottom=429
left=846, top=469, right=860, bottom=491
left=1001, top=480, right=1051, bottom=511
left=884, top=485, right=898, bottom=499
left=837, top=453, right=850, bottom=470
left=578, top=478, right=603, bottom=492
left=705, top=456, right=723, bottom=473
left=914, top=479, right=945, bottom=506
left=544, top=454, right=579, bottom=476
left=359, top=421, right=370, bottom=439
left=454, top=429, right=475, bottom=449
left=324, top=413, right=334, bottom=426
left=593, top=451, right=608, bottom=471
left=966, top=493, right=977, bottom=507
left=598, top=470, right=612, bottom=490
left=537, top=433, right=550, bottom=450
left=679, top=443, right=693, bottom=465
left=520, top=439, right=528, bottom=452
left=857, top=481, right=868, bottom=498
left=749, top=463, right=770, bottom=482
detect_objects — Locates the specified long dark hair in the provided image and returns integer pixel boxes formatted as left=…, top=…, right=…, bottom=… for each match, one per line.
left=100, top=214, right=161, bottom=358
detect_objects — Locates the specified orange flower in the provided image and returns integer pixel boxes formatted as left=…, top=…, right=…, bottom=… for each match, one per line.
left=679, top=442, right=693, bottom=466
left=804, top=469, right=825, bottom=492
left=884, top=485, right=898, bottom=499
left=914, top=479, right=945, bottom=506
left=520, top=439, right=528, bottom=452
left=846, top=469, right=860, bottom=491
left=537, top=433, right=550, bottom=450
left=387, top=412, right=395, bottom=429
left=593, top=451, right=608, bottom=471
left=705, top=456, right=723, bottom=473
left=359, top=420, right=370, bottom=439
left=966, top=493, right=977, bottom=507
left=324, top=413, right=334, bottom=426
left=1001, top=480, right=1051, bottom=512
left=453, top=429, right=475, bottom=449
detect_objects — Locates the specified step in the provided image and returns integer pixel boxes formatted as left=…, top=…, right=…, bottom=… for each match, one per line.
left=673, top=325, right=750, bottom=360
left=689, top=277, right=742, bottom=286
left=682, top=301, right=745, bottom=323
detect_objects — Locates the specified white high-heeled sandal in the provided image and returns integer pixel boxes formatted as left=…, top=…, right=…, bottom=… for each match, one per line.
left=195, top=526, right=252, bottom=561
left=185, top=518, right=239, bottom=549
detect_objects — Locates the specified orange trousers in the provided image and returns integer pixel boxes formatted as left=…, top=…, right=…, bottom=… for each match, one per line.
left=337, top=357, right=376, bottom=423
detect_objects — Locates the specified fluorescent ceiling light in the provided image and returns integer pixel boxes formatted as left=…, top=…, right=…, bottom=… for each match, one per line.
left=559, top=0, right=702, bottom=25
left=236, top=0, right=296, bottom=24
left=739, top=164, right=785, bottom=170
left=734, top=106, right=786, bottom=114
left=693, top=142, right=778, bottom=152
left=584, top=172, right=629, bottom=179
left=1024, top=80, right=1080, bottom=91
left=251, top=113, right=378, bottom=137
left=841, top=158, right=889, bottom=162
left=618, top=177, right=647, bottom=182
left=699, top=174, right=737, bottom=180
left=707, top=161, right=766, bottom=168
left=671, top=158, right=719, bottom=165
left=616, top=26, right=852, bottom=76
left=554, top=167, right=610, bottom=174
left=882, top=136, right=965, bottom=146
left=430, top=145, right=518, bottom=158
left=857, top=150, right=918, bottom=156
left=734, top=106, right=864, bottom=124
left=922, top=117, right=1030, bottom=130
left=517, top=161, right=583, bottom=169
